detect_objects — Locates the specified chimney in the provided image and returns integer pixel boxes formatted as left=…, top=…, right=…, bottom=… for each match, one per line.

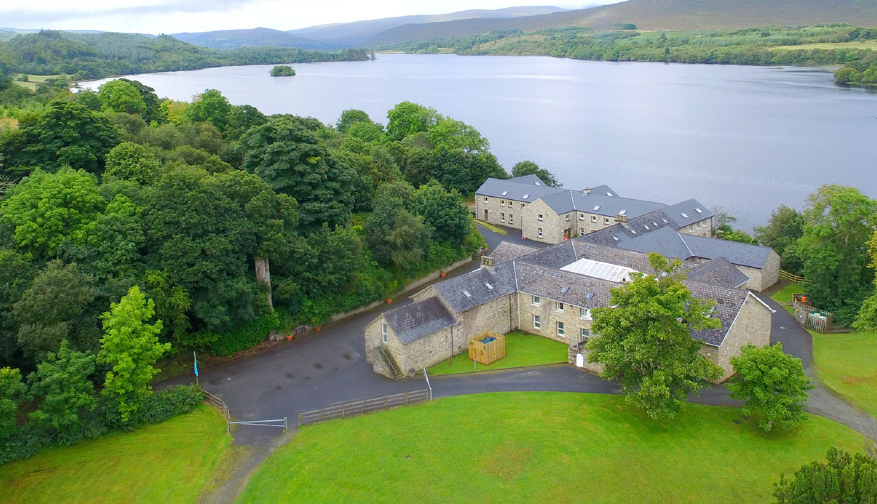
left=582, top=187, right=591, bottom=195
left=615, top=213, right=628, bottom=225
left=480, top=255, right=495, bottom=274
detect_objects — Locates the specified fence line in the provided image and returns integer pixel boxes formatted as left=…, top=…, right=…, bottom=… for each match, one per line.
left=203, top=390, right=229, bottom=421
left=298, top=389, right=430, bottom=427
left=227, top=417, right=288, bottom=435
left=779, top=270, right=805, bottom=283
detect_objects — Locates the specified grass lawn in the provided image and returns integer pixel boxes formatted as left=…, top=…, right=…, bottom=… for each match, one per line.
left=813, top=330, right=877, bottom=418
left=236, top=392, right=862, bottom=504
left=474, top=219, right=506, bottom=235
left=0, top=405, right=231, bottom=504
left=770, top=281, right=801, bottom=314
left=426, top=331, right=568, bottom=376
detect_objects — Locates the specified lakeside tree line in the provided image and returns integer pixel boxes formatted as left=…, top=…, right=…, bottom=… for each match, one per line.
left=388, top=23, right=877, bottom=85
left=0, top=30, right=369, bottom=81
left=0, top=76, right=519, bottom=458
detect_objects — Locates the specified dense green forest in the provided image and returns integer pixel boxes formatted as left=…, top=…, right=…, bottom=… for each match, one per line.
left=0, top=75, right=508, bottom=372
left=0, top=30, right=369, bottom=80
left=387, top=24, right=877, bottom=85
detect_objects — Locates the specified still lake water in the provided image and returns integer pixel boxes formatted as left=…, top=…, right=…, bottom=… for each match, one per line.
left=85, top=54, right=877, bottom=231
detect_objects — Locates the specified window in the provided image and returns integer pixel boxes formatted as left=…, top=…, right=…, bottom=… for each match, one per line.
left=556, top=302, right=564, bottom=311
left=604, top=218, right=610, bottom=225
left=521, top=203, right=526, bottom=208
left=484, top=197, right=488, bottom=203
left=580, top=308, right=592, bottom=320
left=501, top=200, right=505, bottom=206
left=532, top=295, right=540, bottom=305
left=509, top=214, right=514, bottom=225
left=537, top=228, right=543, bottom=238
left=581, top=328, right=590, bottom=338
left=565, top=214, right=571, bottom=221
left=537, top=214, right=544, bottom=221
left=556, top=321, right=565, bottom=336
left=381, top=323, right=388, bottom=343
left=501, top=212, right=505, bottom=222
left=579, top=228, right=584, bottom=236
left=591, top=215, right=597, bottom=223
left=533, top=314, right=541, bottom=329
left=579, top=213, right=585, bottom=220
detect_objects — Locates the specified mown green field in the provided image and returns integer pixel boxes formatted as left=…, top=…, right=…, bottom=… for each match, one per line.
left=426, top=331, right=568, bottom=376
left=0, top=405, right=231, bottom=504
left=236, top=392, right=862, bottom=504
left=813, top=331, right=877, bottom=418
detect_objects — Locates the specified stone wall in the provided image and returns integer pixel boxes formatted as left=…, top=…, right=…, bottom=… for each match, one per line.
left=714, top=294, right=772, bottom=381
left=736, top=253, right=779, bottom=292
left=476, top=195, right=526, bottom=230
left=394, top=324, right=459, bottom=375
left=517, top=291, right=594, bottom=344
left=677, top=217, right=713, bottom=237
left=521, top=199, right=564, bottom=244
left=457, top=294, right=517, bottom=342
left=569, top=343, right=605, bottom=376
left=363, top=315, right=393, bottom=377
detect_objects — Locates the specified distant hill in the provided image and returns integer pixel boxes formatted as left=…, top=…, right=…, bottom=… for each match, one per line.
left=172, top=27, right=333, bottom=50
left=366, top=0, right=877, bottom=47
left=288, top=6, right=567, bottom=47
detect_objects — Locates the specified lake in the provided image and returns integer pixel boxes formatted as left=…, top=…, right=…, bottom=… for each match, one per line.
left=84, top=54, right=877, bottom=231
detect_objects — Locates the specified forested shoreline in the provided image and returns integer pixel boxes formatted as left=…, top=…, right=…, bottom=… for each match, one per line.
left=386, top=23, right=877, bottom=85
left=0, top=30, right=368, bottom=81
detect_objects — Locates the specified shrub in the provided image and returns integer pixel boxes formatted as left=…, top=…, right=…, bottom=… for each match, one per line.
left=206, top=311, right=281, bottom=357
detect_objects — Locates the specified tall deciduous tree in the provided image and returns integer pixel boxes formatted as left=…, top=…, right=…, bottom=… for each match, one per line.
left=793, top=184, right=877, bottom=325
left=0, top=167, right=106, bottom=258
left=511, top=160, right=561, bottom=187
left=13, top=260, right=97, bottom=363
left=104, top=142, right=162, bottom=185
left=364, top=196, right=431, bottom=271
left=586, top=253, right=723, bottom=419
left=754, top=205, right=804, bottom=275
left=98, top=285, right=169, bottom=423
left=238, top=115, right=353, bottom=232
left=386, top=101, right=439, bottom=141
left=97, top=79, right=146, bottom=116
left=854, top=230, right=877, bottom=331
left=27, top=340, right=97, bottom=431
left=0, top=100, right=120, bottom=175
left=0, top=367, right=26, bottom=440
left=411, top=181, right=471, bottom=244
left=727, top=342, right=813, bottom=431
left=183, top=89, right=232, bottom=133
left=773, top=448, right=877, bottom=503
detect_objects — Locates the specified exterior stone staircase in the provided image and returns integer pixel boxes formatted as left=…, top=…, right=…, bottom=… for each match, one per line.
left=376, top=345, right=403, bottom=380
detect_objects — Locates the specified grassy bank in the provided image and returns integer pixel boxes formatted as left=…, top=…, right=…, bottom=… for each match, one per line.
left=0, top=405, right=230, bottom=504
left=813, top=331, right=877, bottom=418
left=426, top=331, right=568, bottom=376
left=236, top=392, right=862, bottom=504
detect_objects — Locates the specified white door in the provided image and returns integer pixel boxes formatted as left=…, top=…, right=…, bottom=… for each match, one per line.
left=576, top=353, right=584, bottom=368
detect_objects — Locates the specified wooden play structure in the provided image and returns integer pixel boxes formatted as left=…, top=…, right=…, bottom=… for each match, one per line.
left=793, top=294, right=834, bottom=333
left=469, top=332, right=506, bottom=365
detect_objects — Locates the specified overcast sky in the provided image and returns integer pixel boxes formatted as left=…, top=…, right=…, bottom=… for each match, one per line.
left=1, top=1, right=622, bottom=35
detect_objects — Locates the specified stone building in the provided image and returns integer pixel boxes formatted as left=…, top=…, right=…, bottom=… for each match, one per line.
left=475, top=175, right=714, bottom=244
left=364, top=235, right=775, bottom=382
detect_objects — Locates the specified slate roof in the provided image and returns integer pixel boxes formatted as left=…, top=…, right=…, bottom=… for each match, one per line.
left=515, top=262, right=616, bottom=309
left=684, top=280, right=751, bottom=347
left=432, top=266, right=516, bottom=313
left=489, top=242, right=538, bottom=265
left=383, top=297, right=457, bottom=345
left=683, top=235, right=774, bottom=269
left=687, top=257, right=750, bottom=289
left=578, top=223, right=775, bottom=269
left=515, top=241, right=578, bottom=269
left=540, top=189, right=667, bottom=218
left=662, top=199, right=714, bottom=228
left=572, top=241, right=659, bottom=273
left=475, top=176, right=565, bottom=202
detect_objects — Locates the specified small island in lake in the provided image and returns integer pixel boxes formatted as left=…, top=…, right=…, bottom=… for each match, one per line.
left=270, top=65, right=296, bottom=77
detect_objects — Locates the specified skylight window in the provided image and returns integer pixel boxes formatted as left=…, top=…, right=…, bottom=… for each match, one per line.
left=463, top=290, right=471, bottom=298
left=587, top=293, right=594, bottom=299
left=593, top=205, right=600, bottom=211
left=644, top=225, right=650, bottom=230
left=613, top=236, right=619, bottom=241
left=606, top=192, right=613, bottom=196
left=523, top=194, right=529, bottom=199
left=681, top=213, right=689, bottom=218
left=695, top=208, right=703, bottom=213
left=619, top=209, right=627, bottom=215
left=501, top=191, right=508, bottom=196
left=630, top=230, right=637, bottom=234
left=662, top=218, right=668, bottom=223
left=485, top=282, right=494, bottom=290
left=535, top=182, right=541, bottom=186
left=561, top=287, right=569, bottom=294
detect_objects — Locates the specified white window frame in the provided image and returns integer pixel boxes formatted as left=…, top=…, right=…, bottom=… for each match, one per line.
left=579, top=213, right=585, bottom=220
left=556, top=321, right=565, bottom=336
left=501, top=200, right=505, bottom=206
left=501, top=212, right=505, bottom=222
left=580, top=307, right=592, bottom=320
left=538, top=228, right=543, bottom=238
left=565, top=214, right=571, bottom=221
left=533, top=314, right=541, bottom=329
left=556, top=302, right=564, bottom=311
left=538, top=214, right=544, bottom=221
left=484, top=197, right=488, bottom=203
left=381, top=322, right=388, bottom=343
left=581, top=328, right=590, bottom=338
left=509, top=214, right=514, bottom=225
left=591, top=215, right=597, bottom=223
left=604, top=218, right=610, bottom=225
left=532, top=295, right=540, bottom=305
